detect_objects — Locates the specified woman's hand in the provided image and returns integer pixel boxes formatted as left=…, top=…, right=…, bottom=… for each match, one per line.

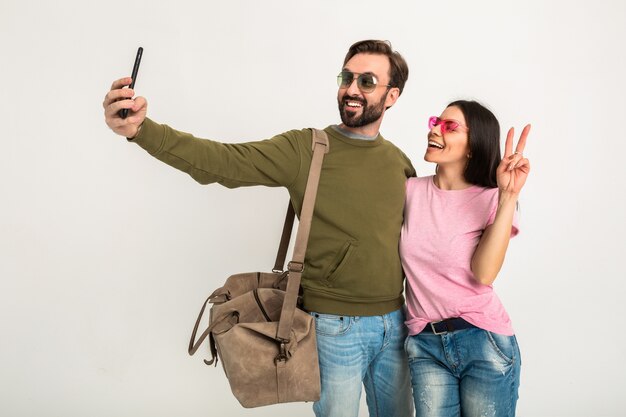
left=497, top=124, right=531, bottom=196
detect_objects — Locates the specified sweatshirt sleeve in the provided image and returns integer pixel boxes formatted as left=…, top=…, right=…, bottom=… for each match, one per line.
left=130, top=118, right=302, bottom=188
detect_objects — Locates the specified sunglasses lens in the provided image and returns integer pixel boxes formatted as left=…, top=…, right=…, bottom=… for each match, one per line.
left=357, top=74, right=377, bottom=92
left=443, top=121, right=459, bottom=132
left=338, top=71, right=354, bottom=88
left=428, top=116, right=440, bottom=130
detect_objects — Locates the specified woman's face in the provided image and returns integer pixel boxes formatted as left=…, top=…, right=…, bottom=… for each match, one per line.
left=424, top=105, right=470, bottom=168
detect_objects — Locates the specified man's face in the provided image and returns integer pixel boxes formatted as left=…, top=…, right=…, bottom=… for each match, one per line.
left=337, top=53, right=393, bottom=128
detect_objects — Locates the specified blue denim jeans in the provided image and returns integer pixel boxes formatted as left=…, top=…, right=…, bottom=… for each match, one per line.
left=405, top=328, right=521, bottom=417
left=310, top=308, right=413, bottom=417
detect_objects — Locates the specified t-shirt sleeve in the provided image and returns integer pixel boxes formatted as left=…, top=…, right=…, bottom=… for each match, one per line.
left=485, top=192, right=520, bottom=238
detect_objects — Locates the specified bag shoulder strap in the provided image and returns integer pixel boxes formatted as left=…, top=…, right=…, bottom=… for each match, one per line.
left=276, top=128, right=329, bottom=344
left=272, top=204, right=295, bottom=273
left=273, top=128, right=329, bottom=272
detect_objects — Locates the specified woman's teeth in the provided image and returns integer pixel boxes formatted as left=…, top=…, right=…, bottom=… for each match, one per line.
left=428, top=140, right=444, bottom=149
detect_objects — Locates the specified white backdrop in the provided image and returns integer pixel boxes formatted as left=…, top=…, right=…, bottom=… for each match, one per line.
left=1, top=1, right=625, bottom=416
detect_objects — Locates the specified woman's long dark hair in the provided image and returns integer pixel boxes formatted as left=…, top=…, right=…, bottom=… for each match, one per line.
left=447, top=100, right=501, bottom=188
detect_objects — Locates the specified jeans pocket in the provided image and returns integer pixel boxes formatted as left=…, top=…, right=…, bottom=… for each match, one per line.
left=404, top=335, right=427, bottom=362
left=485, top=331, right=517, bottom=365
left=310, top=312, right=352, bottom=336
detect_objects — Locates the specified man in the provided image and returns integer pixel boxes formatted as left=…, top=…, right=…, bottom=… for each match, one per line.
left=103, top=40, right=415, bottom=417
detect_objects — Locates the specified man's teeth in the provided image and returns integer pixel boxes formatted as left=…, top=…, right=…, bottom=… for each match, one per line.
left=428, top=140, right=444, bottom=149
left=346, top=101, right=363, bottom=108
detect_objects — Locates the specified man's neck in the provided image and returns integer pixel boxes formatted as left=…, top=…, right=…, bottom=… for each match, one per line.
left=333, top=124, right=378, bottom=140
left=338, top=121, right=382, bottom=138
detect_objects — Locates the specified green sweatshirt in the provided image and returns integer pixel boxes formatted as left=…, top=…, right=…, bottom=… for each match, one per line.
left=132, top=118, right=416, bottom=316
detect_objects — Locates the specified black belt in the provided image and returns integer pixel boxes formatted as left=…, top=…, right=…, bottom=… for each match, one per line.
left=421, top=318, right=476, bottom=335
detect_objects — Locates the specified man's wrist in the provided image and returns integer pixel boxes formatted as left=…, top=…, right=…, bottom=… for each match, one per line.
left=126, top=123, right=143, bottom=141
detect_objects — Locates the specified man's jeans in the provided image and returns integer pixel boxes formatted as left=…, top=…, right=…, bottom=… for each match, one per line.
left=310, top=308, right=413, bottom=417
left=405, top=328, right=521, bottom=417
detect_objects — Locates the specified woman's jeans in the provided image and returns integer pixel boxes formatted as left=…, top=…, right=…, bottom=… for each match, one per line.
left=405, top=327, right=521, bottom=417
left=310, top=308, right=414, bottom=417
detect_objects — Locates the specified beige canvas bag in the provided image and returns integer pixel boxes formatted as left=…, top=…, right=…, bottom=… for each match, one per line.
left=188, top=129, right=329, bottom=408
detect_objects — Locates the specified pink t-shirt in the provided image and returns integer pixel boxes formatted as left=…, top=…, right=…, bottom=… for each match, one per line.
left=400, top=176, right=519, bottom=336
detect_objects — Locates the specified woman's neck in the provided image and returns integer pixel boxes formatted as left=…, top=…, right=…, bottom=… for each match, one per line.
left=434, top=165, right=472, bottom=190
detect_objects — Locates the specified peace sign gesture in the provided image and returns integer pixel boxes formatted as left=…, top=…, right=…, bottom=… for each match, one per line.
left=497, top=124, right=531, bottom=196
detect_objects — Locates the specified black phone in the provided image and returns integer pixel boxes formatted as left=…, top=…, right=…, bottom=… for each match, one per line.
left=119, top=47, right=143, bottom=119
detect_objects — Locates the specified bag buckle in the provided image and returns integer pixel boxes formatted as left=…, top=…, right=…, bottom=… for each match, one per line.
left=287, top=261, right=304, bottom=273
left=274, top=342, right=288, bottom=364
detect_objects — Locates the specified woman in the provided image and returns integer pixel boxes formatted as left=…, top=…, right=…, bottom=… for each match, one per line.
left=400, top=100, right=530, bottom=417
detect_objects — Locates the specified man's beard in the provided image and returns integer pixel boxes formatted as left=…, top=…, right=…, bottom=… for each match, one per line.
left=338, top=94, right=386, bottom=128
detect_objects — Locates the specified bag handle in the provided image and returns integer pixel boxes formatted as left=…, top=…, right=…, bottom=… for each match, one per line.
left=275, top=128, right=329, bottom=345
left=188, top=293, right=224, bottom=365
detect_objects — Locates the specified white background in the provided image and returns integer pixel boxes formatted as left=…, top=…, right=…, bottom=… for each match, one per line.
left=1, top=1, right=625, bottom=416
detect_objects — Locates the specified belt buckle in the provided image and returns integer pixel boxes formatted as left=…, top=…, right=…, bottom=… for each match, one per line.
left=430, top=320, right=448, bottom=335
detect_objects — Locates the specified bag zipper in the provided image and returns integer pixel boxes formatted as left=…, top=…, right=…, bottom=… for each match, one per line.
left=253, top=289, right=271, bottom=322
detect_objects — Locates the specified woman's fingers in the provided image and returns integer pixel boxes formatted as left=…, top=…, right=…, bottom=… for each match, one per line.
left=503, top=124, right=530, bottom=160
left=507, top=153, right=523, bottom=171
left=515, top=158, right=530, bottom=173
left=504, top=127, right=514, bottom=157
left=515, top=124, right=531, bottom=154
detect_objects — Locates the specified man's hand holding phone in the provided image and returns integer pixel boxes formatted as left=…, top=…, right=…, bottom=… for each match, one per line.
left=103, top=47, right=147, bottom=139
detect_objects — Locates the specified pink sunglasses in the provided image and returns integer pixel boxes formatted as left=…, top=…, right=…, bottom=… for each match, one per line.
left=428, top=116, right=468, bottom=134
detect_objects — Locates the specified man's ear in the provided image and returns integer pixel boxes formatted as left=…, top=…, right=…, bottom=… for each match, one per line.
left=385, top=87, right=400, bottom=109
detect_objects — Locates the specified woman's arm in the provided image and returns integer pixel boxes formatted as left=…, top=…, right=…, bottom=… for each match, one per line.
left=471, top=193, right=517, bottom=285
left=471, top=125, right=531, bottom=286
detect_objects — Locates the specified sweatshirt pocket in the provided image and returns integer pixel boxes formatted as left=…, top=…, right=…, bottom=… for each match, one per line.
left=323, top=240, right=359, bottom=286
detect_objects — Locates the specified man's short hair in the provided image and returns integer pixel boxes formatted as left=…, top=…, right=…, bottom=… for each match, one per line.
left=343, top=40, right=409, bottom=96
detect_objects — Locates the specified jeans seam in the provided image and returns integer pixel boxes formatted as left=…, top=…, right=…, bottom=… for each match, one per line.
left=441, top=335, right=455, bottom=375
left=367, top=362, right=381, bottom=417
left=507, top=352, right=516, bottom=417
left=453, top=333, right=463, bottom=374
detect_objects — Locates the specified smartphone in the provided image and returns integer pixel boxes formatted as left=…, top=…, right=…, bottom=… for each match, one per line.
left=119, top=47, right=143, bottom=119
